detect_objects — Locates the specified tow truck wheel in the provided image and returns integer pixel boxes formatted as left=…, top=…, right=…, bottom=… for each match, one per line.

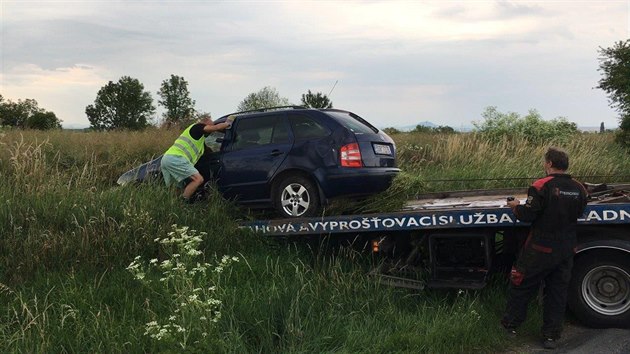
left=273, top=174, right=320, bottom=218
left=568, top=250, right=630, bottom=328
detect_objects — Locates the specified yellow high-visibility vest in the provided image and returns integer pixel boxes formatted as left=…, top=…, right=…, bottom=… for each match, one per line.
left=164, top=124, right=205, bottom=164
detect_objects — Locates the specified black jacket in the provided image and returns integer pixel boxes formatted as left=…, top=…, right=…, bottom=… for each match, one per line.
left=512, top=174, right=588, bottom=273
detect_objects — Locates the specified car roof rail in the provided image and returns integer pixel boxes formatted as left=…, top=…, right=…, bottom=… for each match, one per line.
left=321, top=108, right=352, bottom=114
left=218, top=106, right=308, bottom=119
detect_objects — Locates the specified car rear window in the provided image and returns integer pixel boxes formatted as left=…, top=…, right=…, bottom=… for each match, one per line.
left=325, top=111, right=378, bottom=134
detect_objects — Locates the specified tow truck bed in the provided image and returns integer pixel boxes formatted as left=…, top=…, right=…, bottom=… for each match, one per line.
left=239, top=184, right=630, bottom=328
left=242, top=187, right=630, bottom=236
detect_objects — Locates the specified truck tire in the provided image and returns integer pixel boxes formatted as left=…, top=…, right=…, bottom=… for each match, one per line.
left=273, top=174, right=320, bottom=218
left=568, top=250, right=630, bottom=328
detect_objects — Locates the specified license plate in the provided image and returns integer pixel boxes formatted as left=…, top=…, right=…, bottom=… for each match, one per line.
left=373, top=144, right=392, bottom=155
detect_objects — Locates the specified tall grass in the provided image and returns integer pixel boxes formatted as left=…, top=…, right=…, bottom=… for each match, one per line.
left=1, top=128, right=625, bottom=352
left=395, top=131, right=630, bottom=191
left=338, top=131, right=629, bottom=214
left=0, top=129, right=178, bottom=186
left=0, top=260, right=529, bottom=353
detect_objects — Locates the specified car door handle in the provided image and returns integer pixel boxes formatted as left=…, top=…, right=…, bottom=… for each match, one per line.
left=270, top=149, right=283, bottom=157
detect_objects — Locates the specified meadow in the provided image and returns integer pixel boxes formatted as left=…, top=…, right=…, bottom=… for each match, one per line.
left=1, top=128, right=628, bottom=353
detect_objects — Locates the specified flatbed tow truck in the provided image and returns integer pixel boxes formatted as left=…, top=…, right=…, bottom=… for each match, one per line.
left=241, top=183, right=630, bottom=328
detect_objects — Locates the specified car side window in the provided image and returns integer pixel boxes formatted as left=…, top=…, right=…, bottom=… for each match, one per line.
left=232, top=115, right=285, bottom=151
left=205, top=131, right=224, bottom=152
left=289, top=114, right=330, bottom=140
left=272, top=116, right=290, bottom=144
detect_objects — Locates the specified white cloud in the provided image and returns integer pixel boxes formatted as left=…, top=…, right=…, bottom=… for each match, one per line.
left=1, top=64, right=110, bottom=126
left=1, top=0, right=626, bottom=128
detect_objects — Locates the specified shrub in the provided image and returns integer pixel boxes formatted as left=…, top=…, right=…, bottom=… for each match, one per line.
left=473, top=106, right=578, bottom=144
left=382, top=127, right=401, bottom=135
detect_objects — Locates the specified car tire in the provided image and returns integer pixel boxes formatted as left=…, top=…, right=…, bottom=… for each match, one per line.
left=273, top=174, right=320, bottom=218
left=568, top=250, right=630, bottom=328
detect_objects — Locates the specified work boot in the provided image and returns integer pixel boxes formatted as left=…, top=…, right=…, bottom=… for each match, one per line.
left=542, top=338, right=557, bottom=350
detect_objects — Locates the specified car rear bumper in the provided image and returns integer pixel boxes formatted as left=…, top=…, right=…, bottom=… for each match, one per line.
left=315, top=167, right=401, bottom=199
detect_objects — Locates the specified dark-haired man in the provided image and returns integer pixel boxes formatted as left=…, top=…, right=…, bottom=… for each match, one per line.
left=501, top=147, right=588, bottom=350
left=161, top=115, right=231, bottom=202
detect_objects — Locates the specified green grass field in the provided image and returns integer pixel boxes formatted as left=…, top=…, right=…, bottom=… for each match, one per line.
left=1, top=129, right=627, bottom=353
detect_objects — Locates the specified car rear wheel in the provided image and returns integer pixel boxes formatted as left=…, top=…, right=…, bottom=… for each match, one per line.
left=274, top=174, right=320, bottom=218
left=568, top=250, right=630, bottom=328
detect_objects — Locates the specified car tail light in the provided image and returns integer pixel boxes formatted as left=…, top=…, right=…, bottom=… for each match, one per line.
left=340, top=143, right=362, bottom=167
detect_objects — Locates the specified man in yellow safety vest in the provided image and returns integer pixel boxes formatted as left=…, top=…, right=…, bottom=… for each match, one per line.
left=161, top=115, right=232, bottom=202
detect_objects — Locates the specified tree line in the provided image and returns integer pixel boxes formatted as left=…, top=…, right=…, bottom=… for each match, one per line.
left=0, top=95, right=62, bottom=130
left=0, top=75, right=333, bottom=131
left=85, top=76, right=333, bottom=131
left=1, top=39, right=629, bottom=147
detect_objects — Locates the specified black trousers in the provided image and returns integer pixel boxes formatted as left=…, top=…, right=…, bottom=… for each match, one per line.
left=501, top=256, right=573, bottom=339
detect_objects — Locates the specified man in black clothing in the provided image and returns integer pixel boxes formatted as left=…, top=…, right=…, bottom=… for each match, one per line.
left=501, top=147, right=588, bottom=350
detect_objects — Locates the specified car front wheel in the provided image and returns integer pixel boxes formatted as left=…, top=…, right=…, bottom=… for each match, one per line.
left=273, top=175, right=320, bottom=218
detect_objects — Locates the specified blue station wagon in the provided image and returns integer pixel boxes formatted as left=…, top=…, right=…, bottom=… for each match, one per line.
left=118, top=106, right=400, bottom=218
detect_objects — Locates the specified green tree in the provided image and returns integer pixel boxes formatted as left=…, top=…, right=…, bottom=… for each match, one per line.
left=0, top=99, right=23, bottom=127
left=86, top=76, right=155, bottom=130
left=0, top=98, right=40, bottom=128
left=597, top=39, right=630, bottom=145
left=237, top=86, right=290, bottom=111
left=158, top=74, right=196, bottom=127
left=25, top=111, right=62, bottom=130
left=0, top=97, right=61, bottom=129
left=300, top=90, right=333, bottom=109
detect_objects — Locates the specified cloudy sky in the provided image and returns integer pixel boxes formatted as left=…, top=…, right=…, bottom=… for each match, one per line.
left=1, top=1, right=628, bottom=129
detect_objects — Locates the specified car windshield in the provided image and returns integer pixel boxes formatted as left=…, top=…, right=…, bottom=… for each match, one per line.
left=325, top=111, right=378, bottom=134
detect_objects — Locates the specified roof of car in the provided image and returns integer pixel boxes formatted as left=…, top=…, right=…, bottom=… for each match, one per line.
left=215, top=106, right=353, bottom=122
left=217, top=106, right=356, bottom=121
left=212, top=106, right=380, bottom=135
